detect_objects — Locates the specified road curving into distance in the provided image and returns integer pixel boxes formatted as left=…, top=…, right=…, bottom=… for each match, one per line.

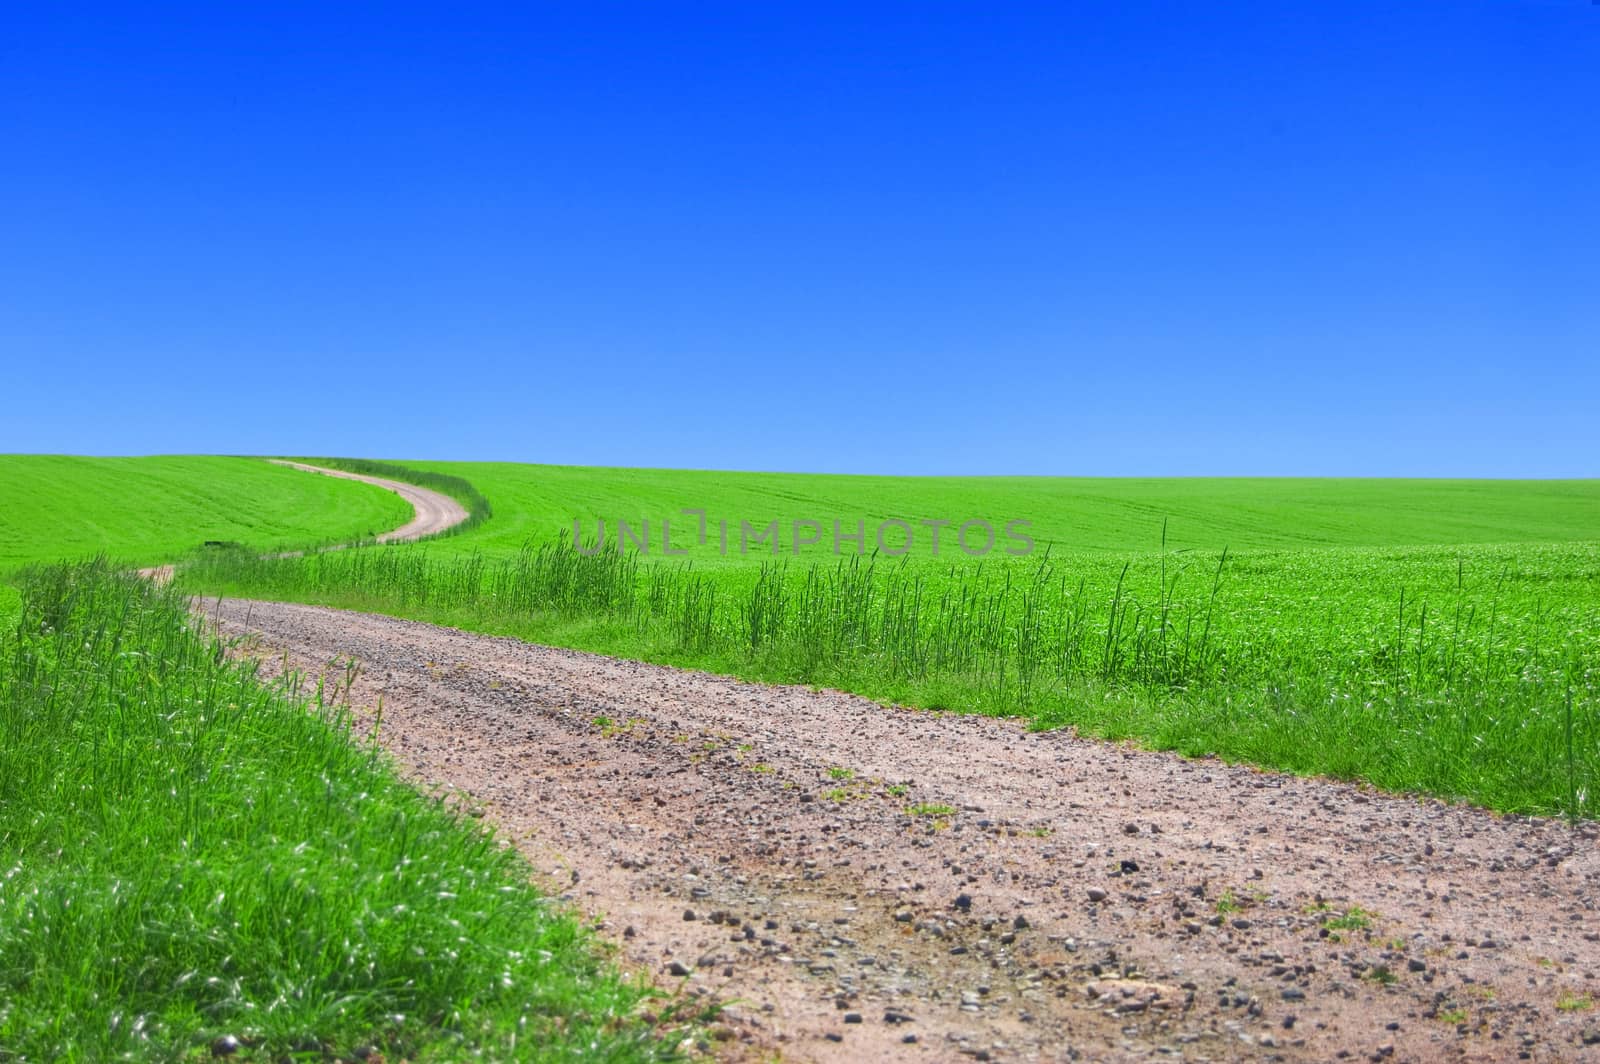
left=138, top=459, right=470, bottom=584
left=266, top=459, right=470, bottom=543
left=164, top=459, right=1600, bottom=1060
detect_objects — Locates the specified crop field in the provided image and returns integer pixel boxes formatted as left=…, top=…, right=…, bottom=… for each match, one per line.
left=6, top=457, right=1598, bottom=1059
left=0, top=455, right=413, bottom=574
left=174, top=460, right=1600, bottom=820
left=0, top=560, right=681, bottom=1060
left=374, top=461, right=1600, bottom=559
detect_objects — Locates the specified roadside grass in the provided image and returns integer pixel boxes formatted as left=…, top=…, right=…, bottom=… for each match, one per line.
left=0, top=455, right=412, bottom=575
left=0, top=560, right=680, bottom=1062
left=177, top=532, right=1600, bottom=820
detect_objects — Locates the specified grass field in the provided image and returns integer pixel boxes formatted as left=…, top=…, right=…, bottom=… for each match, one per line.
left=3, top=456, right=1596, bottom=1056
left=0, top=455, right=413, bottom=573
left=391, top=462, right=1600, bottom=559
left=0, top=560, right=680, bottom=1061
left=173, top=461, right=1600, bottom=821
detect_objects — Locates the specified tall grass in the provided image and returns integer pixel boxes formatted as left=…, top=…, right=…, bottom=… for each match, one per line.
left=0, top=559, right=678, bottom=1061
left=178, top=536, right=1600, bottom=820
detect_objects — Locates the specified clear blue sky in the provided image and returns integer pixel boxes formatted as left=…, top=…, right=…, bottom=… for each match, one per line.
left=2, top=1, right=1595, bottom=475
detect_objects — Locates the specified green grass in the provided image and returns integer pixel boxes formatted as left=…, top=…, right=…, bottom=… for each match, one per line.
left=179, top=527, right=1600, bottom=819
left=1323, top=907, right=1377, bottom=933
left=0, top=455, right=415, bottom=575
left=1556, top=991, right=1594, bottom=1012
left=9, top=455, right=1596, bottom=819
left=0, top=560, right=679, bottom=1061
left=0, top=584, right=18, bottom=631
left=392, top=462, right=1600, bottom=560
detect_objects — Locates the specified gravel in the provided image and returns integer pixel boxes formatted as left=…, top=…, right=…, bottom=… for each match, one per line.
left=206, top=597, right=1600, bottom=1062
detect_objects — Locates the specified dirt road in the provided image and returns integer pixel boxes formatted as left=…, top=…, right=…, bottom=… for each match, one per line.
left=205, top=598, right=1600, bottom=1062
left=139, top=461, right=469, bottom=584
left=266, top=460, right=469, bottom=543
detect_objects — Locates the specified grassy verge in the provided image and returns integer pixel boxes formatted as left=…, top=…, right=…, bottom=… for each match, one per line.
left=0, top=560, right=682, bottom=1061
left=176, top=537, right=1600, bottom=820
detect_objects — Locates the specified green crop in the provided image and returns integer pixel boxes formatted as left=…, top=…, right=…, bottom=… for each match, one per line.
left=0, top=455, right=412, bottom=574
left=7, top=456, right=1596, bottom=820
left=0, top=560, right=679, bottom=1060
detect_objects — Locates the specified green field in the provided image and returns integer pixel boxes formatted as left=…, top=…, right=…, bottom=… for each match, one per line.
left=388, top=462, right=1600, bottom=560
left=0, top=455, right=413, bottom=573
left=171, top=460, right=1600, bottom=820
left=3, top=455, right=1597, bottom=1054
left=0, top=561, right=680, bottom=1060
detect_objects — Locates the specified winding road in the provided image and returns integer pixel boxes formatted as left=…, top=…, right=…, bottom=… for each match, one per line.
left=175, top=460, right=1600, bottom=1060
left=265, top=460, right=468, bottom=543
left=139, top=460, right=468, bottom=584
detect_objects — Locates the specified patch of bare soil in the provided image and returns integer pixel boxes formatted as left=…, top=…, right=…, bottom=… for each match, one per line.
left=205, top=599, right=1600, bottom=1062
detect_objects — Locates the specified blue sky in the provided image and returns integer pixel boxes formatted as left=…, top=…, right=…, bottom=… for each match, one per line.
left=2, top=1, right=1595, bottom=475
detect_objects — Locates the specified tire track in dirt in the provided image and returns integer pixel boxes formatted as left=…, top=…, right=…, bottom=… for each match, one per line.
left=205, top=599, right=1600, bottom=1062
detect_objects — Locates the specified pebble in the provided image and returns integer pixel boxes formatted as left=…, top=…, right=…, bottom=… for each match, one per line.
left=1088, top=888, right=1109, bottom=903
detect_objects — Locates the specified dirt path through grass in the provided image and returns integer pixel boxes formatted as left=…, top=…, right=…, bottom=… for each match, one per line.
left=139, top=461, right=469, bottom=584
left=205, top=598, right=1600, bottom=1062
left=265, top=459, right=469, bottom=542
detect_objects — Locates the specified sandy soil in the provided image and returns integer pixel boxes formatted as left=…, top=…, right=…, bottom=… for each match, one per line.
left=203, top=598, right=1600, bottom=1063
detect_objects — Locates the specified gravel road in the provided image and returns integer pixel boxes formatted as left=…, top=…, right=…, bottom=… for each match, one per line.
left=205, top=598, right=1600, bottom=1063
